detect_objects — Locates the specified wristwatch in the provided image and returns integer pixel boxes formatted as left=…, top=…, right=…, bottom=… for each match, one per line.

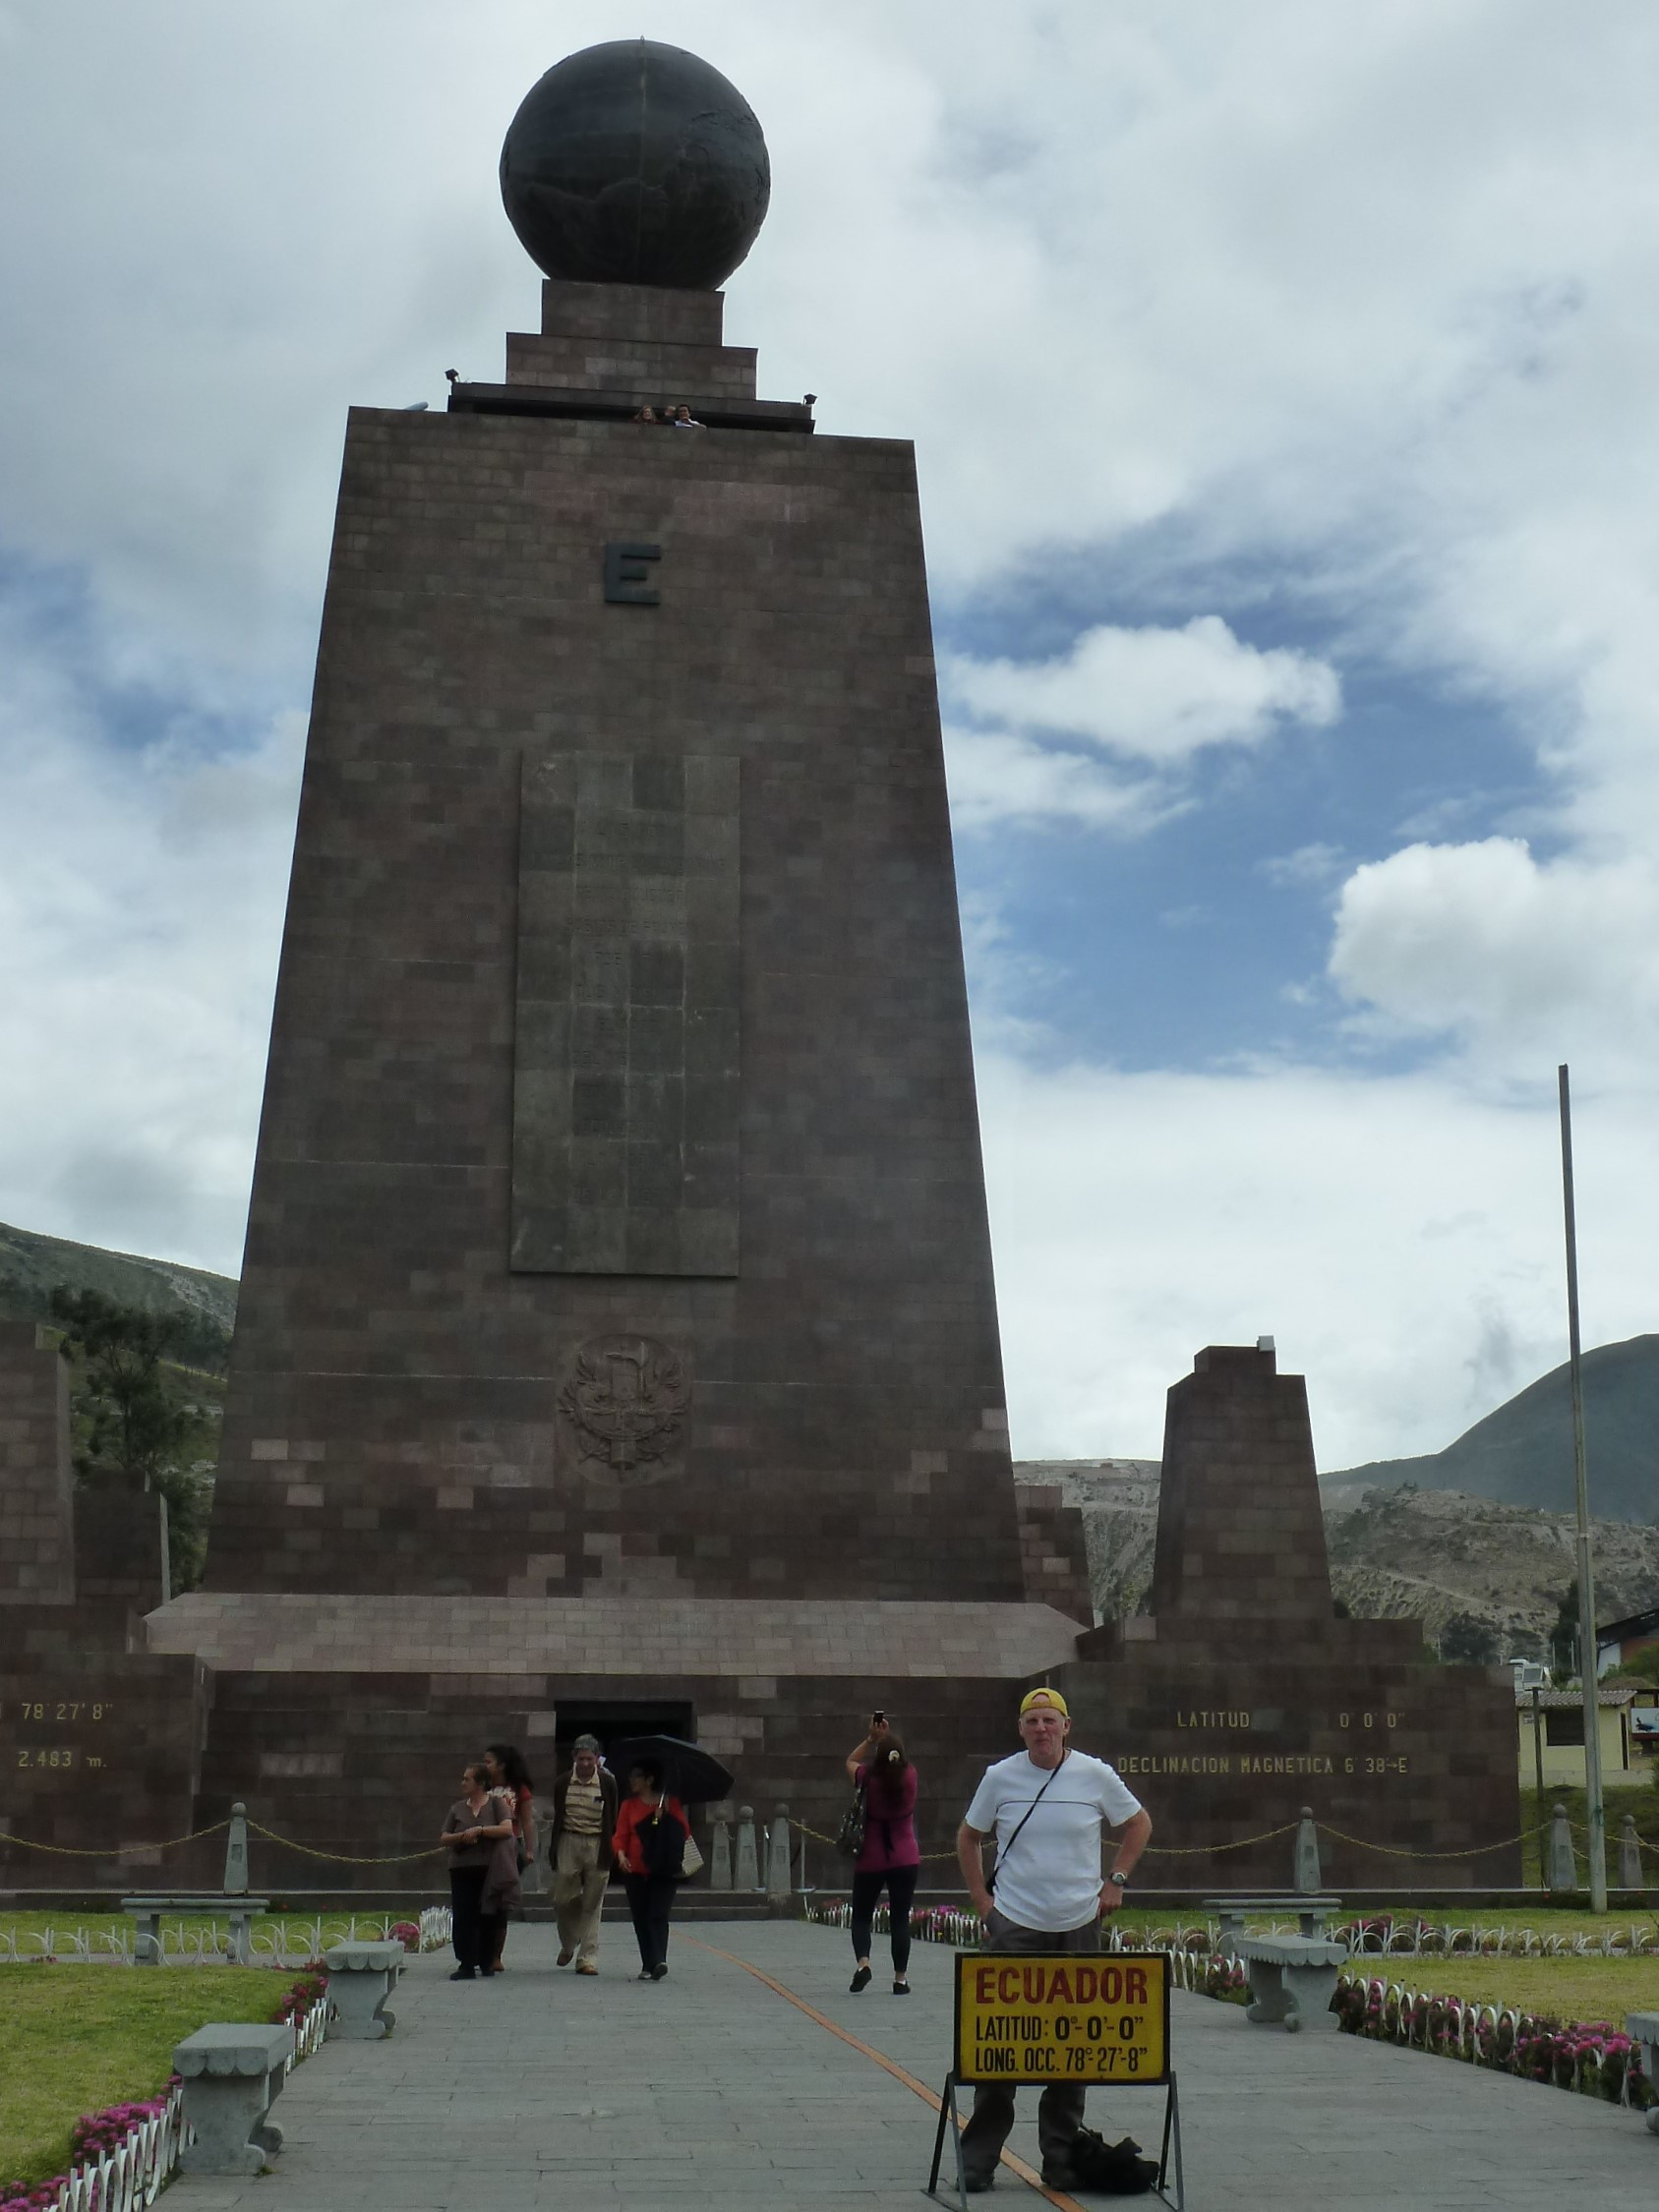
left=1107, top=1871, right=1129, bottom=1889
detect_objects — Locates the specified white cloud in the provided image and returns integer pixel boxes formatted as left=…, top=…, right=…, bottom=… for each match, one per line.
left=943, top=724, right=1171, bottom=833
left=946, top=617, right=1340, bottom=765
left=978, top=1050, right=1644, bottom=1471
left=1259, top=842, right=1346, bottom=891
left=0, top=610, right=302, bottom=1269
left=1329, top=838, right=1659, bottom=1071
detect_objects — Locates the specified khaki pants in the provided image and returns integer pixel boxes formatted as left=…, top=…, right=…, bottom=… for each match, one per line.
left=554, top=1832, right=609, bottom=1966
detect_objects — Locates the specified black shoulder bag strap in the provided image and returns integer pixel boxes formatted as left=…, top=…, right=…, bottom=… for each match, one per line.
left=987, top=1749, right=1068, bottom=1896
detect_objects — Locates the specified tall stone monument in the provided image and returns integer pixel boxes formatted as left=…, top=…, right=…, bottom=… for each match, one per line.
left=1, top=42, right=1518, bottom=1893
left=201, top=38, right=1027, bottom=1608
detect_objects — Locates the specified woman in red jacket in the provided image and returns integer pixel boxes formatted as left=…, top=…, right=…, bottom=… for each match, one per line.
left=612, top=1761, right=691, bottom=1981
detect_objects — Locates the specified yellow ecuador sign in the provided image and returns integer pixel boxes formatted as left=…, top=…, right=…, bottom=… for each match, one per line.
left=953, top=1950, right=1170, bottom=2086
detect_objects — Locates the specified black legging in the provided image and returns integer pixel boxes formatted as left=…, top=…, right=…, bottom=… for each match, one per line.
left=623, top=1872, right=678, bottom=1971
left=449, top=1867, right=503, bottom=1974
left=850, top=1864, right=918, bottom=1973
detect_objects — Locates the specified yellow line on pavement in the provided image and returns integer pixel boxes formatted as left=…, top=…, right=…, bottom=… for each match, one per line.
left=682, top=1934, right=1087, bottom=2211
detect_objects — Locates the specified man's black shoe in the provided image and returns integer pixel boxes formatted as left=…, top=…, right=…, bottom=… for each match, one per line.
left=448, top=1967, right=476, bottom=1981
left=962, top=2175, right=995, bottom=2195
left=1040, top=2163, right=1076, bottom=2189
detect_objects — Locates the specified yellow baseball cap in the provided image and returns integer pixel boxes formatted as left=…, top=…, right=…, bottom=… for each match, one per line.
left=1019, top=1687, right=1069, bottom=1717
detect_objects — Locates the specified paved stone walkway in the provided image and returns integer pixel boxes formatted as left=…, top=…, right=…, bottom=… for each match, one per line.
left=168, top=1921, right=1658, bottom=2210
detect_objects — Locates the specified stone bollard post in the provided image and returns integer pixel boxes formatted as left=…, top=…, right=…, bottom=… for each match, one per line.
left=1618, top=1814, right=1643, bottom=1892
left=710, top=1811, right=733, bottom=1892
left=223, top=1802, right=251, bottom=1894
left=1292, top=1806, right=1321, bottom=1894
left=766, top=1804, right=793, bottom=1901
left=1547, top=1802, right=1579, bottom=1894
left=735, top=1806, right=761, bottom=1891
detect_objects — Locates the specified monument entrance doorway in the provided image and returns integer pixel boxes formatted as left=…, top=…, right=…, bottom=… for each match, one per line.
left=552, top=1702, right=695, bottom=1776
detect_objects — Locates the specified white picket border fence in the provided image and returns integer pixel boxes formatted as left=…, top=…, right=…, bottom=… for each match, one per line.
left=2, top=1909, right=452, bottom=1969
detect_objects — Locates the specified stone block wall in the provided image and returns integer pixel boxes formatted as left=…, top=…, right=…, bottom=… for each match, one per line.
left=1151, top=1344, right=1335, bottom=1627
left=0, top=1637, right=209, bottom=1885
left=1015, top=1484, right=1093, bottom=1626
left=0, top=1323, right=75, bottom=1606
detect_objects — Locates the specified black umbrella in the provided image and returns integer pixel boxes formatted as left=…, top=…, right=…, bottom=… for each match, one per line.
left=606, top=1734, right=734, bottom=1804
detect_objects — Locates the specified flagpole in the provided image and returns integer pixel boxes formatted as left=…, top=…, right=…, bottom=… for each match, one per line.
left=1558, top=1064, right=1607, bottom=1911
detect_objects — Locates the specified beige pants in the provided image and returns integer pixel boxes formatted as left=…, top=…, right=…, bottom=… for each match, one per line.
left=554, top=1832, right=610, bottom=1966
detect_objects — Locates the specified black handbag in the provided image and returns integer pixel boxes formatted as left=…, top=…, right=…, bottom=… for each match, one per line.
left=638, top=1799, right=688, bottom=1878
left=1069, top=2127, right=1157, bottom=2195
left=834, top=1782, right=867, bottom=1860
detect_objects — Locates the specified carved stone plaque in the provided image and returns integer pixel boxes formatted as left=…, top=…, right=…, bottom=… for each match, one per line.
left=558, top=1334, right=691, bottom=1479
left=511, top=752, right=741, bottom=1275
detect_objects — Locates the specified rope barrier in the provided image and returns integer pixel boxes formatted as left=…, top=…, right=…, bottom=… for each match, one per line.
left=1142, top=1823, right=1300, bottom=1857
left=1314, top=1822, right=1543, bottom=1860
left=244, top=1820, right=445, bottom=1866
left=0, top=1819, right=229, bottom=1857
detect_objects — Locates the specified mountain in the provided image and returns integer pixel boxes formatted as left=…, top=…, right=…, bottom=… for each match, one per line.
left=0, top=1219, right=238, bottom=1347
left=1013, top=1459, right=1659, bottom=1659
left=1328, top=1333, right=1659, bottom=1524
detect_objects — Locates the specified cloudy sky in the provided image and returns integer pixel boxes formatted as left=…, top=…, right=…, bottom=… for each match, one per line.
left=3, top=0, right=1658, bottom=1474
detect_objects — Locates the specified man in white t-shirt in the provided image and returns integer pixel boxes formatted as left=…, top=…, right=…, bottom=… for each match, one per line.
left=954, top=1687, right=1153, bottom=2193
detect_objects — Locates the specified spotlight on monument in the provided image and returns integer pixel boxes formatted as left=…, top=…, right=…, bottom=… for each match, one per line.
left=499, top=38, right=770, bottom=289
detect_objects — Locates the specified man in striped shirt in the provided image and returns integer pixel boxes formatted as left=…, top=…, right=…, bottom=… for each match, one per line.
left=552, top=1735, right=620, bottom=1974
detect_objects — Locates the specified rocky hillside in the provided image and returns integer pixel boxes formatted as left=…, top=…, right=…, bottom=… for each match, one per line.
left=1013, top=1459, right=1659, bottom=1659
left=0, top=1219, right=237, bottom=1352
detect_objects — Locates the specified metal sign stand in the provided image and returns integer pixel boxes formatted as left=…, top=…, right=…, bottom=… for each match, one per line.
left=923, top=2073, right=970, bottom=2210
left=924, top=2070, right=1184, bottom=2210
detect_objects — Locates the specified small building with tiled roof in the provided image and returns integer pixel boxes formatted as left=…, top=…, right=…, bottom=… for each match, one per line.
left=1515, top=1680, right=1656, bottom=1790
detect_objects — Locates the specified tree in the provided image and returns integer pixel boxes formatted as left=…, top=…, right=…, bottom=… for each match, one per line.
left=1440, top=1613, right=1500, bottom=1665
left=1550, top=1581, right=1581, bottom=1684
left=47, top=1287, right=222, bottom=1592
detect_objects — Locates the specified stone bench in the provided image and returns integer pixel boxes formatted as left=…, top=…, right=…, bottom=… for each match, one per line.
left=1235, top=1933, right=1348, bottom=2032
left=324, top=1939, right=404, bottom=2040
left=173, top=2022, right=293, bottom=2174
left=122, top=1895, right=270, bottom=1965
left=1203, top=1894, right=1342, bottom=1952
left=1627, top=2013, right=1659, bottom=2134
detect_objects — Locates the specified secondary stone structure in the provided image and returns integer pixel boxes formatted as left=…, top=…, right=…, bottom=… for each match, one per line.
left=0, top=39, right=1519, bottom=1893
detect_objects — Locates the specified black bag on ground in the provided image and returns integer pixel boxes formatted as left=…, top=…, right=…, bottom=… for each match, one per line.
left=1068, top=2127, right=1158, bottom=2194
left=834, top=1784, right=866, bottom=1860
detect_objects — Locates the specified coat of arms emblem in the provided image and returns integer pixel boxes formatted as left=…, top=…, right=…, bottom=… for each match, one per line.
left=559, top=1335, right=691, bottom=1476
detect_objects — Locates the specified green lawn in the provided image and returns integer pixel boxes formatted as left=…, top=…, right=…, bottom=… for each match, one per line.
left=1342, top=1953, right=1659, bottom=2025
left=0, top=1967, right=288, bottom=2190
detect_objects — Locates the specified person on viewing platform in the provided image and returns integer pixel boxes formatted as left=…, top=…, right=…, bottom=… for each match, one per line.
left=670, top=402, right=705, bottom=428
left=552, top=1733, right=619, bottom=1975
left=612, top=1761, right=692, bottom=1981
left=843, top=1713, right=919, bottom=1995
left=439, top=1761, right=514, bottom=1982
left=954, top=1688, right=1153, bottom=2195
left=483, top=1743, right=535, bottom=1971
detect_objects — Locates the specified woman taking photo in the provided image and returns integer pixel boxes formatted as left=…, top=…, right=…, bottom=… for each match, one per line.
left=844, top=1716, right=919, bottom=1995
left=611, top=1760, right=691, bottom=1981
left=439, top=1760, right=514, bottom=1981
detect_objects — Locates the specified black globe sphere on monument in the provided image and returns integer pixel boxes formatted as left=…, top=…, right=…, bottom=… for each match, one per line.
left=500, top=39, right=771, bottom=291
